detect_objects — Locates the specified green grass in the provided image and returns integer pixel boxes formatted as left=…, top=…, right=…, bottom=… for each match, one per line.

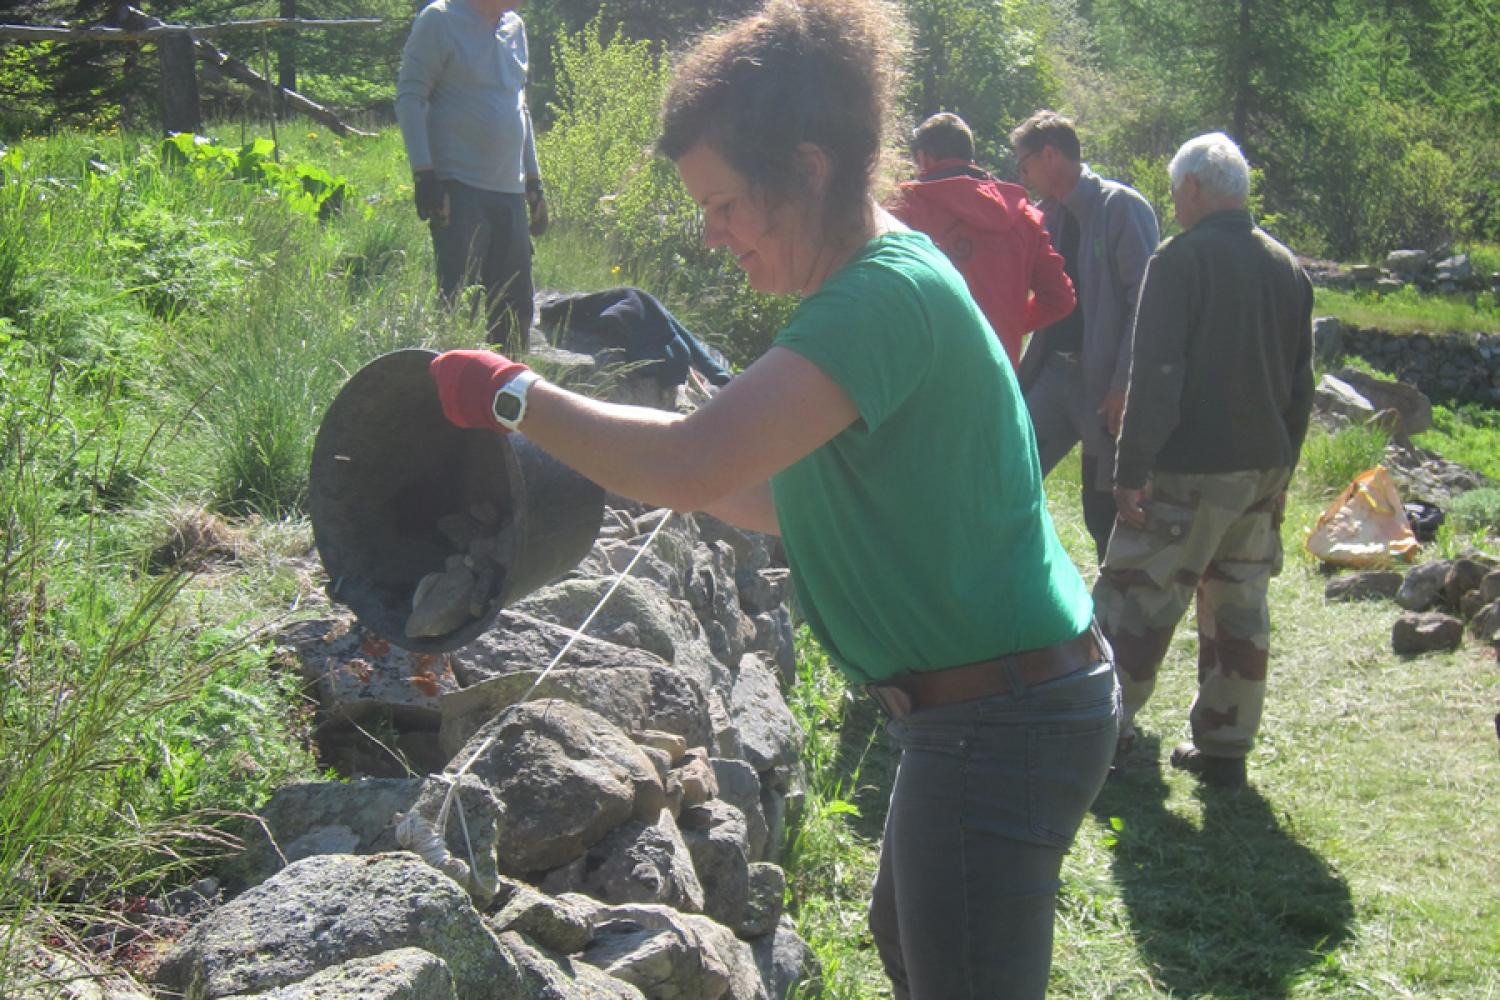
left=1296, top=424, right=1392, bottom=499
left=1417, top=404, right=1500, bottom=483
left=1314, top=284, right=1500, bottom=336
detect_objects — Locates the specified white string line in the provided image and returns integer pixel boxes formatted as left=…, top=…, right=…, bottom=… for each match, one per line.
left=397, top=509, right=675, bottom=885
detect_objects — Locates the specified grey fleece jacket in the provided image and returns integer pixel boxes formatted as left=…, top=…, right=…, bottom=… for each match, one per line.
left=395, top=0, right=539, bottom=194
left=1022, top=165, right=1159, bottom=454
left=1114, top=210, right=1315, bottom=489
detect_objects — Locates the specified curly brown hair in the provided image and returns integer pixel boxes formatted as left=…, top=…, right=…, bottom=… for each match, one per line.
left=658, top=0, right=909, bottom=242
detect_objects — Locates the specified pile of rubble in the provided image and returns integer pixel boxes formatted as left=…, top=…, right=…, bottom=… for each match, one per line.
left=143, top=499, right=819, bottom=1000
left=1325, top=554, right=1500, bottom=659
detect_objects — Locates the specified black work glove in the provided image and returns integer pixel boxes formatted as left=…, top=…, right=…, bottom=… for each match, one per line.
left=525, top=176, right=549, bottom=238
left=413, top=170, right=444, bottom=222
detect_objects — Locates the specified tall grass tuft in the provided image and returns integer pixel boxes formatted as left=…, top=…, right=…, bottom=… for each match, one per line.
left=1, top=391, right=222, bottom=989
left=1297, top=423, right=1391, bottom=498
left=782, top=629, right=890, bottom=999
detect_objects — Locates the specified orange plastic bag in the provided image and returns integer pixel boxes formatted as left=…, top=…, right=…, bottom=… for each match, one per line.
left=1306, top=465, right=1421, bottom=567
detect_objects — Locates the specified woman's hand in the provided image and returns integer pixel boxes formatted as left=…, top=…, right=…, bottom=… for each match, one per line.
left=429, top=350, right=530, bottom=432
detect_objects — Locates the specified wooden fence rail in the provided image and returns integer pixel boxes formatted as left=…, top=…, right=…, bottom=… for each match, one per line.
left=0, top=8, right=381, bottom=138
left=0, top=17, right=381, bottom=43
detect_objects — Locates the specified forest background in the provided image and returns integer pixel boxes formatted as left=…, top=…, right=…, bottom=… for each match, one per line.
left=4, top=0, right=1499, bottom=263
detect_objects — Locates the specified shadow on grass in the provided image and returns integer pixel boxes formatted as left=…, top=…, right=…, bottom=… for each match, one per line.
left=1092, top=734, right=1354, bottom=999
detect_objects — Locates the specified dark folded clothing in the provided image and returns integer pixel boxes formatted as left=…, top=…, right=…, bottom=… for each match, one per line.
left=537, top=287, right=733, bottom=388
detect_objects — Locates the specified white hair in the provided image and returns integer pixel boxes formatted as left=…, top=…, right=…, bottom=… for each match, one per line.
left=1168, top=132, right=1250, bottom=202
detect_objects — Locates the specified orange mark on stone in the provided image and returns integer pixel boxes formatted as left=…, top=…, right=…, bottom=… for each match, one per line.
left=410, top=670, right=441, bottom=696
left=345, top=657, right=373, bottom=683
left=360, top=634, right=391, bottom=659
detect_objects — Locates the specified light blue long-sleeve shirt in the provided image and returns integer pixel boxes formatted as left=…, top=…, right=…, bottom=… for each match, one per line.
left=394, top=0, right=540, bottom=193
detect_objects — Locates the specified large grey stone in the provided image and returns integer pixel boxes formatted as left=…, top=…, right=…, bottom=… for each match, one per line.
left=1434, top=253, right=1472, bottom=281
left=1314, top=374, right=1376, bottom=426
left=440, top=665, right=652, bottom=758
left=452, top=700, right=662, bottom=874
left=218, top=947, right=455, bottom=1000
left=739, top=569, right=792, bottom=617
left=1392, top=611, right=1464, bottom=655
left=750, top=607, right=797, bottom=687
left=737, top=864, right=786, bottom=939
left=276, top=615, right=458, bottom=730
left=442, top=615, right=717, bottom=758
left=8, top=927, right=156, bottom=1000
left=711, top=758, right=769, bottom=863
left=690, top=540, right=758, bottom=668
left=679, top=799, right=752, bottom=928
left=1396, top=560, right=1454, bottom=611
left=510, top=576, right=732, bottom=702
left=749, top=917, right=820, bottom=1000
left=1312, top=316, right=1342, bottom=363
left=1324, top=570, right=1403, bottom=603
left=1334, top=368, right=1432, bottom=435
left=1385, top=249, right=1429, bottom=275
left=1470, top=600, right=1500, bottom=642
left=730, top=654, right=804, bottom=773
left=590, top=537, right=690, bottom=600
left=153, top=853, right=520, bottom=1000
left=1482, top=569, right=1500, bottom=604
left=487, top=876, right=595, bottom=956
left=499, top=931, right=646, bottom=999
left=709, top=690, right=744, bottom=759
left=579, top=903, right=768, bottom=1000
left=675, top=747, right=719, bottom=808
left=695, top=514, right=775, bottom=579
left=1443, top=558, right=1490, bottom=611
left=223, top=778, right=420, bottom=890
left=539, top=808, right=705, bottom=913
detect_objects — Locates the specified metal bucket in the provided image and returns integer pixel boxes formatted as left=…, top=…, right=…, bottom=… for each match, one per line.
left=308, top=348, right=604, bottom=652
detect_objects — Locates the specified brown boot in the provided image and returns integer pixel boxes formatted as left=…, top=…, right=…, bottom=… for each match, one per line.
left=1169, top=742, right=1246, bottom=789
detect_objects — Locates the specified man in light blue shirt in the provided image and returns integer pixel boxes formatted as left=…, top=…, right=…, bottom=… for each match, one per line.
left=396, top=0, right=546, bottom=350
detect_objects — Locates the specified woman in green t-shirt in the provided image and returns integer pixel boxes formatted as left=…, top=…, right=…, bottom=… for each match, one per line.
left=428, top=0, right=1119, bottom=995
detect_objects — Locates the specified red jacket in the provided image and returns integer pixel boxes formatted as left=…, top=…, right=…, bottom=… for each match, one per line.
left=891, top=160, right=1076, bottom=366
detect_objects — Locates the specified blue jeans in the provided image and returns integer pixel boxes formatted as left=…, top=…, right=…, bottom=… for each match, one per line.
left=868, top=659, right=1119, bottom=999
left=429, top=180, right=533, bottom=352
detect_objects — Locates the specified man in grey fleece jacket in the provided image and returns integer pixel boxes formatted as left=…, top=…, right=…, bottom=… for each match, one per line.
left=396, top=0, right=545, bottom=350
left=1011, top=111, right=1159, bottom=564
left=1093, top=132, right=1314, bottom=789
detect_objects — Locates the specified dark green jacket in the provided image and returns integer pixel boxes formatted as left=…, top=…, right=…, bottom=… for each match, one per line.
left=1114, top=210, right=1314, bottom=489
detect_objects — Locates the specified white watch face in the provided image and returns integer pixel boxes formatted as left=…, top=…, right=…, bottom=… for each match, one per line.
left=491, top=371, right=537, bottom=429
left=493, top=387, right=524, bottom=424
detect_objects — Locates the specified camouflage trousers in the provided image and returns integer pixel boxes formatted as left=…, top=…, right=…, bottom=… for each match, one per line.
left=1092, top=467, right=1290, bottom=758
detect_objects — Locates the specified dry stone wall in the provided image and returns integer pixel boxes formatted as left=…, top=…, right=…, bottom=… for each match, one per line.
left=1314, top=317, right=1500, bottom=408
left=150, top=331, right=822, bottom=999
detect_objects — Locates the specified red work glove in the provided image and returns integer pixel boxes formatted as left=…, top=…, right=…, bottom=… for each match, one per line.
left=429, top=350, right=529, bottom=432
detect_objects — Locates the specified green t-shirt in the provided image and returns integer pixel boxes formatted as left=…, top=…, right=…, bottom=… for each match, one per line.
left=771, top=230, right=1092, bottom=685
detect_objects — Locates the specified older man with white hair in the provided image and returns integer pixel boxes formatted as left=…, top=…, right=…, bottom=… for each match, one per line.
left=1094, top=132, right=1314, bottom=789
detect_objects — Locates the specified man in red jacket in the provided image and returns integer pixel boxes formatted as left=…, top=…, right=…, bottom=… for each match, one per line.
left=889, top=113, right=1075, bottom=367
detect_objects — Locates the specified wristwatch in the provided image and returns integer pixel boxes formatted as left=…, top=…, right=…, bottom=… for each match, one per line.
left=491, top=369, right=541, bottom=431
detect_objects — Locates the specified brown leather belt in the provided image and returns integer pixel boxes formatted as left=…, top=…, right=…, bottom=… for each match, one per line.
left=867, top=623, right=1106, bottom=720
